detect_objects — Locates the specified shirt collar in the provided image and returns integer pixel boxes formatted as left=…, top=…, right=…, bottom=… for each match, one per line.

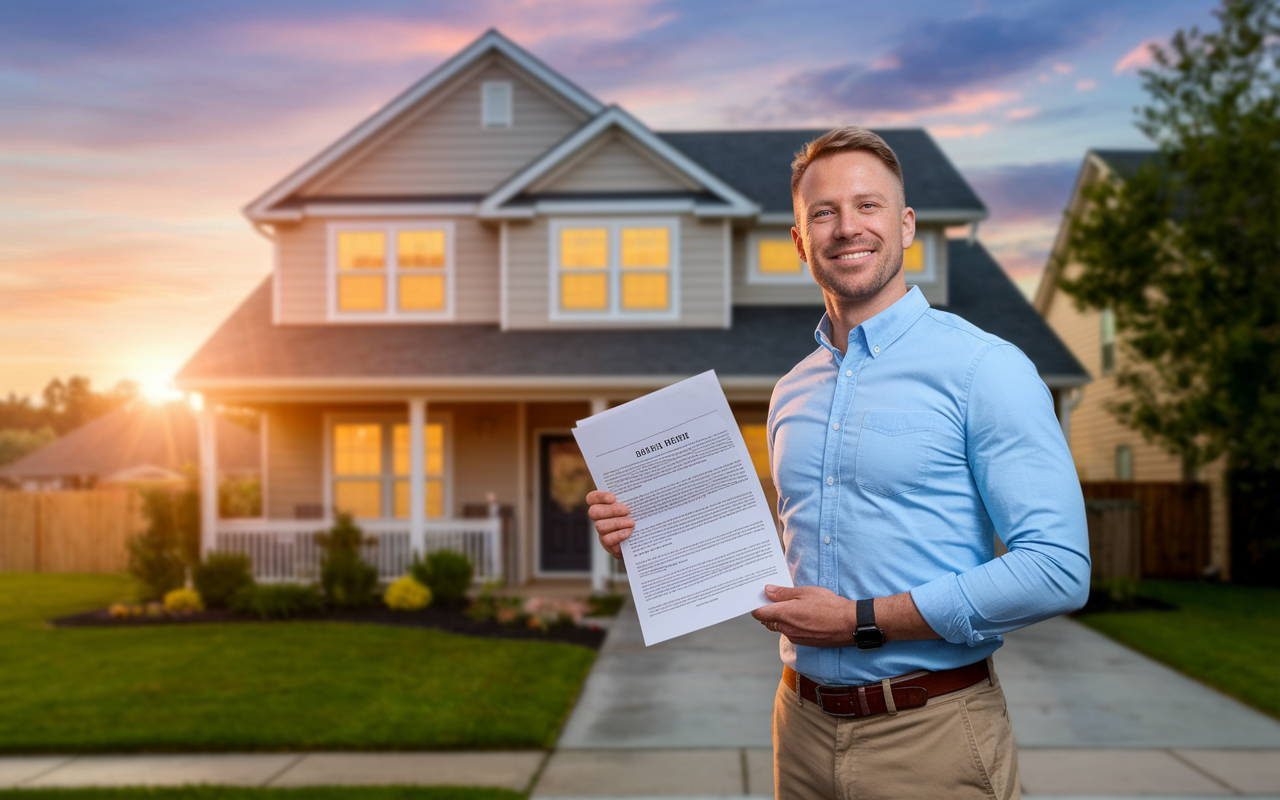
left=814, top=286, right=931, bottom=361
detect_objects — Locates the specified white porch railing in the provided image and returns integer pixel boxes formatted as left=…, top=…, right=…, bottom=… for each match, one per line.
left=214, top=518, right=503, bottom=583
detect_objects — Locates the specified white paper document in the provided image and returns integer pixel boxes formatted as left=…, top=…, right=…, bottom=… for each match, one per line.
left=572, top=371, right=792, bottom=646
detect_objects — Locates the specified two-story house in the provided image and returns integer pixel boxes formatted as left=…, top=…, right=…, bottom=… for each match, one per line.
left=1036, top=149, right=1225, bottom=579
left=176, top=29, right=1087, bottom=592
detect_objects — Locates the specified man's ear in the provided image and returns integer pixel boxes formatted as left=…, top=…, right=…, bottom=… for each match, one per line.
left=792, top=226, right=808, bottom=264
left=901, top=206, right=916, bottom=249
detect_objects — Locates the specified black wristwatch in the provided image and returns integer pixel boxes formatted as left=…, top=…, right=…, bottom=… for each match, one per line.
left=853, top=598, right=885, bottom=650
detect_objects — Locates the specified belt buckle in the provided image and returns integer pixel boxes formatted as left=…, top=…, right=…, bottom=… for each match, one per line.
left=814, top=685, right=864, bottom=717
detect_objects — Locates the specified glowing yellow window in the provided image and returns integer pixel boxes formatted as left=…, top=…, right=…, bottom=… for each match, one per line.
left=392, top=423, right=446, bottom=519
left=399, top=231, right=445, bottom=268
left=622, top=273, right=669, bottom=310
left=337, top=232, right=386, bottom=312
left=759, top=240, right=802, bottom=274
left=903, top=239, right=925, bottom=273
left=739, top=424, right=771, bottom=479
left=560, top=228, right=609, bottom=312
left=334, top=424, right=382, bottom=476
left=621, top=228, right=669, bottom=268
left=561, top=229, right=608, bottom=268
left=397, top=230, right=447, bottom=311
left=621, top=227, right=670, bottom=311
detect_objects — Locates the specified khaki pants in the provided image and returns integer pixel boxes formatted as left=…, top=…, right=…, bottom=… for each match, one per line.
left=773, top=658, right=1020, bottom=800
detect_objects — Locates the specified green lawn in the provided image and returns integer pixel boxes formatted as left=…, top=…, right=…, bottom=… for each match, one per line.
left=1076, top=579, right=1280, bottom=719
left=0, top=573, right=595, bottom=753
left=0, top=789, right=521, bottom=800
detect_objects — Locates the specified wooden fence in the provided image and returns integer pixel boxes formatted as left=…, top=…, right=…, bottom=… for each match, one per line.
left=0, top=491, right=145, bottom=573
left=1080, top=482, right=1210, bottom=579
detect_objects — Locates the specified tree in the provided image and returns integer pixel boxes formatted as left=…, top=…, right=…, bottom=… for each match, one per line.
left=1059, top=0, right=1280, bottom=582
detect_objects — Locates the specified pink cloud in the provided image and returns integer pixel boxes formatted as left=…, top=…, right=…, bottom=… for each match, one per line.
left=1006, top=106, right=1039, bottom=120
left=1053, top=63, right=1073, bottom=74
left=930, top=123, right=993, bottom=138
left=1114, top=39, right=1160, bottom=74
left=1076, top=78, right=1098, bottom=91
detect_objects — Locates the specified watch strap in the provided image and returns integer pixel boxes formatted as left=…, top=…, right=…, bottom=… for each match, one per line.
left=856, top=597, right=876, bottom=629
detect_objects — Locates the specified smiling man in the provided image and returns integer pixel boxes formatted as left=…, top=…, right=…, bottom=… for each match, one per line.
left=588, top=126, right=1090, bottom=800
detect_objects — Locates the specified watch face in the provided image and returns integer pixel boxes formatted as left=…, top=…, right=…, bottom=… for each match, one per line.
left=854, top=626, right=885, bottom=650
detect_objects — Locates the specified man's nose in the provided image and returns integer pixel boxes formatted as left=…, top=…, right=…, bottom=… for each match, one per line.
left=835, top=207, right=863, bottom=238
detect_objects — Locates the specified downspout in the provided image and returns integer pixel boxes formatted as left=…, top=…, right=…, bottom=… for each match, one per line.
left=1058, top=387, right=1084, bottom=445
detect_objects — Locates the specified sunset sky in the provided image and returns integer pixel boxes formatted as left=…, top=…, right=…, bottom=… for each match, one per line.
left=0, top=0, right=1217, bottom=399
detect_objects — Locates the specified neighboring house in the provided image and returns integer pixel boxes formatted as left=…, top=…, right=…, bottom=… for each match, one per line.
left=0, top=403, right=259, bottom=491
left=176, top=29, right=1087, bottom=590
left=1035, top=148, right=1227, bottom=578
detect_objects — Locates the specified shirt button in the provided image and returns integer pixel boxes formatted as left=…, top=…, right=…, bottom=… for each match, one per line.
left=845, top=370, right=852, bottom=377
left=873, top=345, right=881, bottom=354
left=824, top=536, right=831, bottom=544
left=832, top=423, right=839, bottom=431
left=826, top=476, right=834, bottom=485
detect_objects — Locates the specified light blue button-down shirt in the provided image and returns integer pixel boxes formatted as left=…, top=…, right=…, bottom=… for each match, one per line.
left=768, top=286, right=1090, bottom=685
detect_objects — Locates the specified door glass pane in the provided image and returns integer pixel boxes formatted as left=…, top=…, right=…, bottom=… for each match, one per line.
left=399, top=274, right=445, bottom=311
left=335, top=480, right=381, bottom=518
left=338, top=274, right=385, bottom=311
left=560, top=229, right=608, bottom=268
left=561, top=273, right=608, bottom=310
left=334, top=424, right=382, bottom=475
left=758, top=239, right=802, bottom=274
left=338, top=231, right=385, bottom=270
left=621, top=227, right=669, bottom=268
left=398, top=230, right=445, bottom=268
left=621, top=272, right=668, bottom=310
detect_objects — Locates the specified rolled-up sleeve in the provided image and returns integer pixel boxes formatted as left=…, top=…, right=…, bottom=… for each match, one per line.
left=911, top=344, right=1091, bottom=646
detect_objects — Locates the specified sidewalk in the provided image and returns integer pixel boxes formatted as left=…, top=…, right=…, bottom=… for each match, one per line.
left=3, top=601, right=1279, bottom=797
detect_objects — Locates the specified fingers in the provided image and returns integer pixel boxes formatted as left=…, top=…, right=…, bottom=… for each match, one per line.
left=764, top=584, right=803, bottom=600
left=585, top=491, right=616, bottom=506
left=587, top=501, right=632, bottom=522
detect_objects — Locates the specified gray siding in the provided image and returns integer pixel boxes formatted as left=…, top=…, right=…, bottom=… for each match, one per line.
left=531, top=133, right=698, bottom=193
left=504, top=216, right=728, bottom=329
left=730, top=224, right=948, bottom=306
left=302, top=57, right=587, bottom=197
left=275, top=216, right=500, bottom=324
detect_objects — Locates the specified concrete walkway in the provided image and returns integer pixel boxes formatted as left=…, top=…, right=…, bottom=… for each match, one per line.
left=4, top=601, right=1280, bottom=798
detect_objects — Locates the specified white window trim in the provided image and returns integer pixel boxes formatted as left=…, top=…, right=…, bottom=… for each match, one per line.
left=322, top=412, right=454, bottom=521
left=548, top=217, right=681, bottom=322
left=746, top=228, right=812, bottom=286
left=326, top=220, right=456, bottom=323
left=481, top=81, right=513, bottom=128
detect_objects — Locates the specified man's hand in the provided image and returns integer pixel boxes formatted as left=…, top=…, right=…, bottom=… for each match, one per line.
left=752, top=585, right=941, bottom=646
left=586, top=490, right=633, bottom=560
left=751, top=585, right=858, bottom=647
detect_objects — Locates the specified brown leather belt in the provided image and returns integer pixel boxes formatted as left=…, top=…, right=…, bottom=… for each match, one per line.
left=783, top=659, right=990, bottom=718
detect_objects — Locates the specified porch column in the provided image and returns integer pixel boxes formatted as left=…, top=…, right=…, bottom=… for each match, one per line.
left=197, top=398, right=218, bottom=560
left=409, top=397, right=427, bottom=559
left=589, top=397, right=610, bottom=594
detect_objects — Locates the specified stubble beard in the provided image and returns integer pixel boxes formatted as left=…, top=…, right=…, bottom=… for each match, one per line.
left=807, top=237, right=904, bottom=305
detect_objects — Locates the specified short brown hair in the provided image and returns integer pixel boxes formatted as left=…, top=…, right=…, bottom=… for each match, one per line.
left=790, top=126, right=905, bottom=204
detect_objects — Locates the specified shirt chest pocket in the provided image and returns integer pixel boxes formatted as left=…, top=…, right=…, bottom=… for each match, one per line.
left=855, top=411, right=939, bottom=497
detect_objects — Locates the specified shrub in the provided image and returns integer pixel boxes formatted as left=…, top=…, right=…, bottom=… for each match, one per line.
left=384, top=575, right=432, bottom=611
left=313, top=514, right=378, bottom=609
left=218, top=475, right=262, bottom=518
left=193, top=552, right=255, bottom=609
left=230, top=583, right=324, bottom=619
left=127, top=482, right=200, bottom=600
left=163, top=588, right=203, bottom=612
left=411, top=550, right=474, bottom=603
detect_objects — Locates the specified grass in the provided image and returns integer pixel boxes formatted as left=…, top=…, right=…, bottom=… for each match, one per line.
left=1076, top=579, right=1280, bottom=719
left=0, top=573, right=595, bottom=753
left=0, top=789, right=521, bottom=800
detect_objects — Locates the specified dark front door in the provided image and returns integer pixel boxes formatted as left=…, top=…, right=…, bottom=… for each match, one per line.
left=540, top=435, right=593, bottom=573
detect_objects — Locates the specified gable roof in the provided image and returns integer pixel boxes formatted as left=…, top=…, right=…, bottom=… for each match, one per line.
left=245, top=29, right=604, bottom=222
left=0, top=404, right=260, bottom=482
left=177, top=239, right=1085, bottom=391
left=478, top=107, right=758, bottom=218
left=658, top=129, right=988, bottom=222
left=1033, top=148, right=1158, bottom=313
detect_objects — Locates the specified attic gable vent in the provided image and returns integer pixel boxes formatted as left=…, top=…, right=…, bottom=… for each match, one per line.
left=481, top=81, right=513, bottom=128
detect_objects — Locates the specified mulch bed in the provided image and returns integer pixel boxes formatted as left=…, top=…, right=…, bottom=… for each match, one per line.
left=1071, top=589, right=1178, bottom=615
left=51, top=601, right=608, bottom=649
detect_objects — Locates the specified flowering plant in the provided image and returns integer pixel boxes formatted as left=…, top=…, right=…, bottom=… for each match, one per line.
left=162, top=588, right=204, bottom=613
left=384, top=575, right=432, bottom=611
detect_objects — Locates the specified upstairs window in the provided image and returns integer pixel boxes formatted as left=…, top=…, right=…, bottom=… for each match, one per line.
left=551, top=219, right=679, bottom=319
left=748, top=231, right=810, bottom=284
left=482, top=81, right=513, bottom=128
left=1100, top=309, right=1117, bottom=375
left=330, top=222, right=454, bottom=320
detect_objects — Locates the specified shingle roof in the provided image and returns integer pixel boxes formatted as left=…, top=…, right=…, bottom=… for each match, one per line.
left=0, top=404, right=260, bottom=481
left=658, top=129, right=987, bottom=216
left=1092, top=149, right=1158, bottom=179
left=177, top=240, right=1084, bottom=386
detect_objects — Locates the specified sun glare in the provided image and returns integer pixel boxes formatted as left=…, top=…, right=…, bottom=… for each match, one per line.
left=140, top=377, right=184, bottom=405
